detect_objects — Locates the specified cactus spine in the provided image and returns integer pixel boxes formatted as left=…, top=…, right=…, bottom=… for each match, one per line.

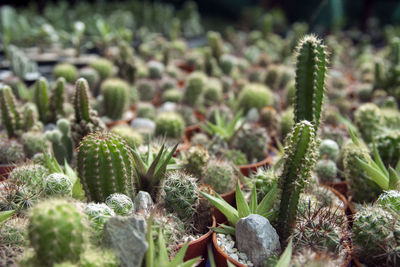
left=77, top=132, right=135, bottom=202
left=277, top=121, right=318, bottom=243
left=294, top=35, right=327, bottom=129
left=34, top=77, right=50, bottom=124
left=27, top=199, right=87, bottom=266
left=0, top=85, right=21, bottom=137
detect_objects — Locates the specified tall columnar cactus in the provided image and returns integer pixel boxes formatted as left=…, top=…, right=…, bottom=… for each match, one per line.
left=183, top=71, right=207, bottom=106
left=277, top=120, right=318, bottom=243
left=46, top=118, right=74, bottom=164
left=0, top=84, right=21, bottom=137
left=34, top=77, right=50, bottom=124
left=22, top=103, right=39, bottom=131
left=294, top=35, right=327, bottom=130
left=27, top=199, right=87, bottom=266
left=77, top=132, right=135, bottom=202
left=101, top=78, right=129, bottom=120
left=49, top=77, right=66, bottom=122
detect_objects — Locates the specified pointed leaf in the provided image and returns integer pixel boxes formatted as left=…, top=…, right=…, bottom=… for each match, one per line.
left=236, top=180, right=250, bottom=218
left=208, top=244, right=216, bottom=267
left=212, top=224, right=236, bottom=236
left=356, top=157, right=388, bottom=189
left=389, top=167, right=400, bottom=190
left=152, top=144, right=178, bottom=186
left=372, top=141, right=388, bottom=177
left=157, top=230, right=169, bottom=264
left=0, top=210, right=14, bottom=224
left=256, top=183, right=278, bottom=215
left=170, top=242, right=189, bottom=266
left=147, top=145, right=165, bottom=184
left=275, top=239, right=292, bottom=267
left=179, top=257, right=201, bottom=267
left=200, top=191, right=239, bottom=226
left=249, top=184, right=258, bottom=213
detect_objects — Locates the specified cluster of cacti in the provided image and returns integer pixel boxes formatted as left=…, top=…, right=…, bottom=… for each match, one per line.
left=71, top=78, right=105, bottom=144
left=44, top=173, right=73, bottom=196
left=184, top=145, right=210, bottom=178
left=77, top=132, right=135, bottom=202
left=45, top=118, right=74, bottom=164
left=237, top=83, right=274, bottom=113
left=105, top=193, right=134, bottom=216
left=53, top=63, right=78, bottom=83
left=202, top=159, right=236, bottom=194
left=100, top=78, right=130, bottom=120
left=352, top=204, right=400, bottom=265
left=183, top=71, right=207, bottom=106
left=110, top=124, right=143, bottom=148
left=154, top=112, right=185, bottom=139
left=5, top=45, right=39, bottom=80
left=26, top=199, right=88, bottom=266
left=232, top=124, right=270, bottom=162
left=161, top=171, right=200, bottom=220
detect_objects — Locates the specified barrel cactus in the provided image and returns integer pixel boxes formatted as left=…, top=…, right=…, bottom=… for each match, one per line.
left=53, top=63, right=78, bottom=83
left=90, top=58, right=114, bottom=80
left=77, top=132, right=135, bottom=202
left=354, top=103, right=382, bottom=143
left=183, top=71, right=207, bottom=106
left=237, top=83, right=274, bottom=113
left=105, top=193, right=134, bottom=216
left=184, top=145, right=210, bottom=178
left=155, top=112, right=185, bottom=139
left=100, top=78, right=129, bottom=120
left=203, top=159, right=236, bottom=194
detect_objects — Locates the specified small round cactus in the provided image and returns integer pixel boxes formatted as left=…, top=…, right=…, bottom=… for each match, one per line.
left=203, top=78, right=222, bottom=105
left=378, top=190, right=400, bottom=214
left=0, top=139, right=25, bottom=164
left=9, top=163, right=49, bottom=189
left=183, top=71, right=207, bottom=106
left=203, top=159, right=235, bottom=194
left=21, top=131, right=49, bottom=158
left=352, top=204, right=400, bottom=265
left=237, top=83, right=274, bottom=113
left=191, top=133, right=210, bottom=146
left=147, top=60, right=164, bottom=79
left=105, top=193, right=134, bottom=216
left=184, top=145, right=210, bottom=178
left=27, top=199, right=87, bottom=266
left=354, top=103, right=381, bottom=143
left=44, top=173, right=73, bottom=197
left=136, top=79, right=156, bottom=101
left=90, top=58, right=114, bottom=80
left=260, top=106, right=279, bottom=129
left=252, top=168, right=278, bottom=201
left=219, top=54, right=237, bottom=75
left=319, top=139, right=339, bottom=160
left=315, top=159, right=337, bottom=183
left=110, top=124, right=143, bottom=148
left=155, top=112, right=185, bottom=139
left=53, top=63, right=78, bottom=83
left=100, top=78, right=130, bottom=120
left=375, top=129, right=400, bottom=167
left=136, top=102, right=156, bottom=120
left=85, top=203, right=115, bottom=235
left=223, top=149, right=248, bottom=166
left=161, top=171, right=200, bottom=220
left=79, top=67, right=100, bottom=92
left=162, top=89, right=183, bottom=103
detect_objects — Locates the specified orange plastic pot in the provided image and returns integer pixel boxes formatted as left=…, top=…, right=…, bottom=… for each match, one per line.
left=177, top=216, right=216, bottom=266
left=212, top=226, right=247, bottom=267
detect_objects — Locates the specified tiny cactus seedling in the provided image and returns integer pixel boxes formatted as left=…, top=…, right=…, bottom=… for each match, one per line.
left=0, top=84, right=22, bottom=137
left=27, top=199, right=87, bottom=266
left=77, top=132, right=135, bottom=202
left=293, top=35, right=327, bottom=130
left=105, top=193, right=134, bottom=216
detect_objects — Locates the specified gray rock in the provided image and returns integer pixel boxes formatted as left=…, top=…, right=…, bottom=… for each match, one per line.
left=236, top=214, right=280, bottom=267
left=102, top=216, right=148, bottom=267
left=157, top=102, right=177, bottom=113
left=130, top=118, right=155, bottom=135
left=44, top=123, right=57, bottom=132
left=134, top=191, right=154, bottom=214
left=246, top=108, right=259, bottom=123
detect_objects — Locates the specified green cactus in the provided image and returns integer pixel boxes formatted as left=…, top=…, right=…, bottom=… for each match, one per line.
left=155, top=112, right=185, bottom=139
left=0, top=216, right=27, bottom=246
left=110, top=124, right=143, bottom=149
left=46, top=118, right=74, bottom=164
left=354, top=103, right=382, bottom=143
left=136, top=102, right=156, bottom=120
left=280, top=107, right=294, bottom=139
left=77, top=248, right=119, bottom=267
left=352, top=204, right=400, bottom=266
left=71, top=78, right=105, bottom=144
left=203, top=78, right=222, bottom=105
left=378, top=190, right=400, bottom=214
left=136, top=79, right=156, bottom=101
left=77, top=132, right=135, bottom=202
left=105, top=193, right=134, bottom=216
left=8, top=163, right=49, bottom=189
left=0, top=84, right=22, bottom=137
left=147, top=60, right=164, bottom=79
left=90, top=58, right=114, bottom=80
left=207, top=31, right=224, bottom=60
left=260, top=106, right=279, bottom=129
left=53, top=63, right=78, bottom=84
left=293, top=35, right=327, bottom=130
left=277, top=121, right=318, bottom=243
left=0, top=139, right=25, bottom=164
left=22, top=103, right=39, bottom=131
left=219, top=54, right=237, bottom=75
left=252, top=168, right=278, bottom=202
left=203, top=159, right=235, bottom=194
left=319, top=139, right=339, bottom=160
left=264, top=64, right=280, bottom=89
left=374, top=128, right=400, bottom=167
left=161, top=171, right=200, bottom=220
left=232, top=124, right=270, bottom=163
left=315, top=159, right=337, bottom=183
left=33, top=77, right=50, bottom=124
left=115, top=41, right=136, bottom=84
left=184, top=145, right=210, bottom=178
left=85, top=203, right=115, bottom=238
left=79, top=67, right=100, bottom=92
left=223, top=149, right=248, bottom=166
left=101, top=78, right=130, bottom=120
left=237, top=83, right=274, bottom=113
left=21, top=131, right=49, bottom=158
left=27, top=199, right=87, bottom=266
left=44, top=173, right=73, bottom=197
left=183, top=71, right=207, bottom=106
left=162, top=89, right=183, bottom=103
left=48, top=77, right=66, bottom=122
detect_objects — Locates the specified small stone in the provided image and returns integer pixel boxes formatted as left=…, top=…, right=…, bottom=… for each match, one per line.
left=246, top=108, right=259, bottom=123
left=130, top=118, right=155, bottom=135
left=134, top=191, right=153, bottom=214
left=236, top=214, right=281, bottom=267
left=158, top=102, right=177, bottom=113
left=239, top=252, right=248, bottom=261
left=102, top=216, right=148, bottom=267
left=230, top=254, right=239, bottom=261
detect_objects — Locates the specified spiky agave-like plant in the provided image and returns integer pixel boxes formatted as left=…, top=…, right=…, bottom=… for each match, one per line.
left=277, top=121, right=318, bottom=244
left=0, top=84, right=22, bottom=137
left=294, top=35, right=327, bottom=130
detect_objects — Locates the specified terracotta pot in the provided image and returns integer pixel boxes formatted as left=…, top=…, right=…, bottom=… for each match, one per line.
left=0, top=164, right=15, bottom=181
left=177, top=216, right=216, bottom=266
left=212, top=227, right=247, bottom=267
